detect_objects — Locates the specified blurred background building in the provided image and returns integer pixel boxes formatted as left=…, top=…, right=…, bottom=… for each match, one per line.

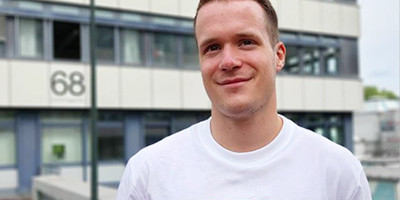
left=0, top=0, right=394, bottom=199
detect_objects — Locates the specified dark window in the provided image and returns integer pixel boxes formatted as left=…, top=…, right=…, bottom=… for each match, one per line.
left=324, top=47, right=339, bottom=75
left=98, top=125, right=124, bottom=161
left=144, top=113, right=170, bottom=146
left=182, top=36, right=199, bottom=70
left=152, top=33, right=178, bottom=67
left=53, top=21, right=81, bottom=60
left=302, top=47, right=320, bottom=75
left=98, top=112, right=124, bottom=161
left=282, top=113, right=345, bottom=146
left=283, top=46, right=300, bottom=74
left=96, top=26, right=114, bottom=62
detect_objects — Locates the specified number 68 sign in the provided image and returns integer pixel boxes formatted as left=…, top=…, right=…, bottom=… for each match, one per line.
left=50, top=70, right=86, bottom=96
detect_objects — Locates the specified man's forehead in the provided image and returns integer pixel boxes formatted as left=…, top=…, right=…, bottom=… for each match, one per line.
left=195, top=0, right=268, bottom=40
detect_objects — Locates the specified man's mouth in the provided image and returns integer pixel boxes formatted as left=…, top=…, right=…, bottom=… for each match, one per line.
left=218, top=77, right=251, bottom=85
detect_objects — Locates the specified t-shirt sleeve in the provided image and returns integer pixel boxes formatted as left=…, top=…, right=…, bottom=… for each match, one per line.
left=349, top=169, right=372, bottom=200
left=116, top=155, right=148, bottom=200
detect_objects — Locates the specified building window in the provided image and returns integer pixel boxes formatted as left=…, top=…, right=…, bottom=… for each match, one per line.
left=53, top=21, right=81, bottom=60
left=19, top=18, right=43, bottom=58
left=302, top=47, right=320, bottom=75
left=283, top=46, right=300, bottom=74
left=174, top=114, right=198, bottom=132
left=120, top=29, right=142, bottom=65
left=41, top=126, right=83, bottom=164
left=324, top=47, right=339, bottom=75
left=182, top=36, right=199, bottom=70
left=41, top=112, right=83, bottom=164
left=98, top=112, right=124, bottom=161
left=152, top=33, right=178, bottom=68
left=283, top=113, right=345, bottom=146
left=0, top=112, right=15, bottom=166
left=0, top=15, right=6, bottom=57
left=96, top=25, right=114, bottom=62
left=145, top=113, right=170, bottom=146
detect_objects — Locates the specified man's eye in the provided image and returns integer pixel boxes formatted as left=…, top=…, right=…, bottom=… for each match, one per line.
left=240, top=40, right=254, bottom=46
left=206, top=44, right=220, bottom=52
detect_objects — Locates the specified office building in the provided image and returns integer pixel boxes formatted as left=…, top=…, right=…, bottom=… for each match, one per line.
left=0, top=0, right=362, bottom=195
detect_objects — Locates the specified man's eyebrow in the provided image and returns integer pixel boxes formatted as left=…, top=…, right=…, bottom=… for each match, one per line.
left=235, top=32, right=259, bottom=39
left=198, top=38, right=218, bottom=49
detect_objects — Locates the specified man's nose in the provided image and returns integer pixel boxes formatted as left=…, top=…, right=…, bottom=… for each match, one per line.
left=218, top=46, right=242, bottom=71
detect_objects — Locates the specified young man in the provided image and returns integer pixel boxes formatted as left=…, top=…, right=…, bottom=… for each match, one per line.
left=117, top=0, right=372, bottom=199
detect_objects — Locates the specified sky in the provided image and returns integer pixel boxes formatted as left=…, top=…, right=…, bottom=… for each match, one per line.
left=358, top=0, right=400, bottom=96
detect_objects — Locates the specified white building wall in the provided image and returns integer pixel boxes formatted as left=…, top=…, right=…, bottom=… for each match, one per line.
left=120, top=67, right=152, bottom=109
left=0, top=59, right=362, bottom=111
left=152, top=69, right=182, bottom=109
left=10, top=60, right=49, bottom=107
left=0, top=60, right=9, bottom=105
left=276, top=76, right=363, bottom=112
left=97, top=65, right=120, bottom=108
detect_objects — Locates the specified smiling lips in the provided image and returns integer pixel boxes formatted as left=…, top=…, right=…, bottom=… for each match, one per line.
left=218, top=77, right=251, bottom=86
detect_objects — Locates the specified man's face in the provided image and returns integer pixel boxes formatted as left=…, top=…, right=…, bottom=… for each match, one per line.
left=195, top=0, right=285, bottom=119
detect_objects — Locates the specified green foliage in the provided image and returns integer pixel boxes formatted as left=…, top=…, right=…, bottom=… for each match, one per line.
left=364, top=86, right=399, bottom=100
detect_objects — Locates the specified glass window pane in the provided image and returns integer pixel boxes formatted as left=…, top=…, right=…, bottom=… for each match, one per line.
left=97, top=112, right=124, bottom=161
left=283, top=46, right=300, bottom=74
left=152, top=33, right=178, bottom=67
left=98, top=125, right=123, bottom=161
left=329, top=126, right=343, bottom=145
left=145, top=113, right=170, bottom=146
left=0, top=127, right=16, bottom=165
left=96, top=26, right=114, bottom=62
left=0, top=15, right=6, bottom=57
left=302, top=47, right=320, bottom=75
left=324, top=47, right=339, bottom=75
left=53, top=21, right=81, bottom=60
left=19, top=18, right=43, bottom=58
left=120, top=29, right=141, bottom=65
left=41, top=127, right=82, bottom=164
left=279, top=32, right=297, bottom=41
left=300, top=34, right=318, bottom=42
left=174, top=115, right=197, bottom=132
left=182, top=36, right=199, bottom=70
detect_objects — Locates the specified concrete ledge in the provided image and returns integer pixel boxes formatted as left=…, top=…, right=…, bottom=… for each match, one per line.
left=32, top=175, right=117, bottom=200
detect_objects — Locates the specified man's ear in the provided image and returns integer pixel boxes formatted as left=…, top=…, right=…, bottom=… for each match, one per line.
left=274, top=42, right=286, bottom=73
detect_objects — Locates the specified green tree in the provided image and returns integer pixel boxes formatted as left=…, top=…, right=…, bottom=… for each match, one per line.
left=364, top=86, right=399, bottom=100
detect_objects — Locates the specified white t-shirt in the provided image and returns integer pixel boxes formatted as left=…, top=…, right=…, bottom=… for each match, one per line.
left=116, top=115, right=371, bottom=200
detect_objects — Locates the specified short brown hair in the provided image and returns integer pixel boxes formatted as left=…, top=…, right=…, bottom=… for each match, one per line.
left=194, top=0, right=279, bottom=46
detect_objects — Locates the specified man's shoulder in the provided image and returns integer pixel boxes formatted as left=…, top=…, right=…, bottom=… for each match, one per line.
left=286, top=118, right=359, bottom=166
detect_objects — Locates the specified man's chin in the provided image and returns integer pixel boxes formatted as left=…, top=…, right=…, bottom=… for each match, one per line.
left=216, top=102, right=259, bottom=120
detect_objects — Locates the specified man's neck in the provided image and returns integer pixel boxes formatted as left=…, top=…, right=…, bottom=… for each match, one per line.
left=210, top=102, right=283, bottom=153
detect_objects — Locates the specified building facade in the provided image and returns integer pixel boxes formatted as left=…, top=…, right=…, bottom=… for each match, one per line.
left=0, top=0, right=362, bottom=196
